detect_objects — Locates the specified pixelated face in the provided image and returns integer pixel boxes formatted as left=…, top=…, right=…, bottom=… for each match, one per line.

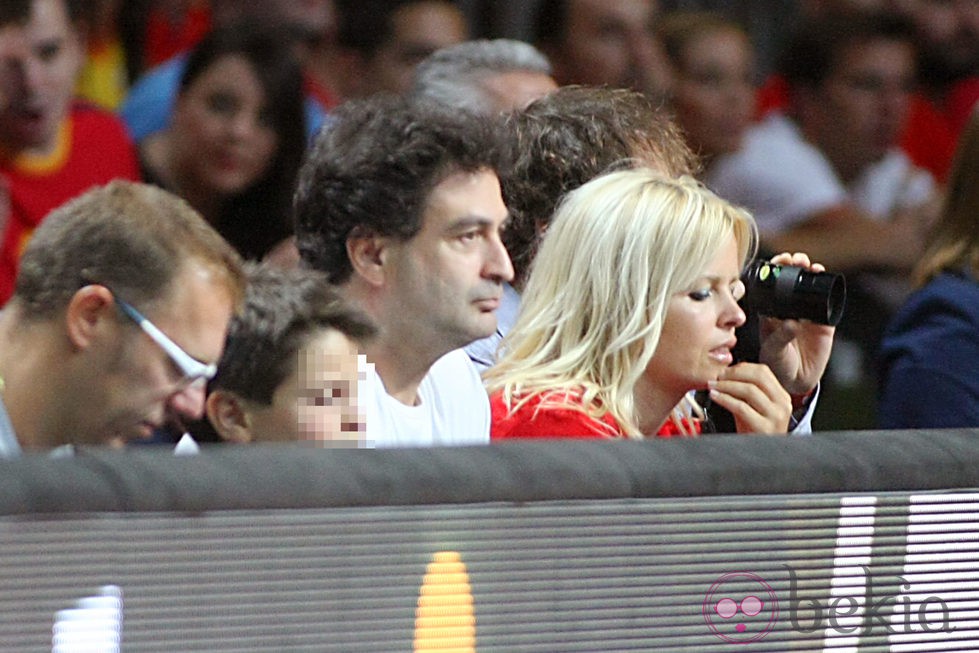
left=171, top=54, right=279, bottom=199
left=670, top=27, right=755, bottom=159
left=643, top=234, right=746, bottom=398
left=703, top=572, right=779, bottom=643
left=248, top=328, right=366, bottom=445
left=0, top=0, right=83, bottom=155
left=383, top=168, right=513, bottom=354
left=548, top=0, right=671, bottom=98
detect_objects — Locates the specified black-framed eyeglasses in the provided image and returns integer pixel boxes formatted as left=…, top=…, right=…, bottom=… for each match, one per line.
left=106, top=286, right=217, bottom=387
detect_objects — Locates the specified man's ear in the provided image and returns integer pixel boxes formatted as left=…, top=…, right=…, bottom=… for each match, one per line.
left=64, top=285, right=115, bottom=351
left=205, top=390, right=254, bottom=444
left=346, top=229, right=389, bottom=287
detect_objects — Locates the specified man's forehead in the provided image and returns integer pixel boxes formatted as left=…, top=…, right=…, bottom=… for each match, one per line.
left=421, top=169, right=506, bottom=220
left=426, top=166, right=497, bottom=193
left=149, top=267, right=236, bottom=359
left=152, top=261, right=236, bottom=316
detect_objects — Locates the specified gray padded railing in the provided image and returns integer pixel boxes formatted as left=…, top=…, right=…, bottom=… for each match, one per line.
left=1, top=430, right=977, bottom=652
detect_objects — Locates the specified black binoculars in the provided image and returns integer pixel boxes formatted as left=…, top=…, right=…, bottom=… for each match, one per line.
left=741, top=260, right=846, bottom=326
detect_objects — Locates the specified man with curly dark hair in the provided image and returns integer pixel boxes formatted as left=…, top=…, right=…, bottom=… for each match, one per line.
left=294, top=95, right=513, bottom=447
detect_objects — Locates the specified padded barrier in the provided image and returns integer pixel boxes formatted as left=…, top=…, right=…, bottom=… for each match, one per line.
left=1, top=429, right=978, bottom=651
left=2, top=429, right=979, bottom=514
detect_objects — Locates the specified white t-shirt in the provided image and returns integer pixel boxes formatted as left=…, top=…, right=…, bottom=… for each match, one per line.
left=706, top=113, right=934, bottom=235
left=364, top=348, right=490, bottom=447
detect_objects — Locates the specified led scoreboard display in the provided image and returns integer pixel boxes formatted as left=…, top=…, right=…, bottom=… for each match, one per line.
left=1, top=430, right=978, bottom=652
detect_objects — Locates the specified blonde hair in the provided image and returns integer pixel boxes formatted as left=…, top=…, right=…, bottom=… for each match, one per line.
left=914, top=107, right=979, bottom=287
left=484, top=168, right=757, bottom=437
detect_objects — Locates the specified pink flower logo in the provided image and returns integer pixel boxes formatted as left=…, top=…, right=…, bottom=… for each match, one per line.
left=703, top=572, right=779, bottom=643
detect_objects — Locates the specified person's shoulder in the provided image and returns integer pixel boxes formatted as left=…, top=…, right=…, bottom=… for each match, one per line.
left=414, top=349, right=489, bottom=445
left=707, top=113, right=845, bottom=231
left=866, top=147, right=934, bottom=186
left=709, top=114, right=816, bottom=179
left=733, top=113, right=803, bottom=150
left=428, top=348, right=483, bottom=384
left=70, top=101, right=132, bottom=136
left=464, top=333, right=500, bottom=373
left=489, top=391, right=615, bottom=440
left=884, top=272, right=979, bottom=350
left=903, top=273, right=979, bottom=319
left=424, top=349, right=487, bottom=414
left=68, top=102, right=139, bottom=177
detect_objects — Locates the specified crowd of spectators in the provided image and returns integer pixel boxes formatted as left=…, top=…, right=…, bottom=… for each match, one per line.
left=1, top=0, right=978, bottom=457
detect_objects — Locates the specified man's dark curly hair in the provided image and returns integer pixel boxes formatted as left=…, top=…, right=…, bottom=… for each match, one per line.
left=294, top=94, right=509, bottom=284
left=501, top=86, right=699, bottom=285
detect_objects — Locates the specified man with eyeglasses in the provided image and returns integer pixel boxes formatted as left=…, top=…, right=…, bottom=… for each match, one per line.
left=0, top=180, right=244, bottom=456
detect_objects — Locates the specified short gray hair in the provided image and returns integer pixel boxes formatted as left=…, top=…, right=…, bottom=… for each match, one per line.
left=412, top=38, right=552, bottom=114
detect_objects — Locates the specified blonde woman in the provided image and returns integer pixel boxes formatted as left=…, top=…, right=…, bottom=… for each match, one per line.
left=486, top=168, right=829, bottom=438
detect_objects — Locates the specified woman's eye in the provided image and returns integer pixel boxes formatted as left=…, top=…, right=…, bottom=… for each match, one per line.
left=688, top=289, right=712, bottom=301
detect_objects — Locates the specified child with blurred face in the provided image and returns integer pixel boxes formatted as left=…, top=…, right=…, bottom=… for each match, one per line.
left=200, top=264, right=376, bottom=446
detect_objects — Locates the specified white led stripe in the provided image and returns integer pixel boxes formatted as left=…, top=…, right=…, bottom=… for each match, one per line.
left=821, top=497, right=877, bottom=653
left=889, top=494, right=979, bottom=649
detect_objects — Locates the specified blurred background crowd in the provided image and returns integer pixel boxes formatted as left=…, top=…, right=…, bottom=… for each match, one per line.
left=2, top=0, right=978, bottom=441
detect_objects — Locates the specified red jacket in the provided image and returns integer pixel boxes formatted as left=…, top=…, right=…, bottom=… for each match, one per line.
left=490, top=391, right=701, bottom=440
left=0, top=102, right=140, bottom=305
